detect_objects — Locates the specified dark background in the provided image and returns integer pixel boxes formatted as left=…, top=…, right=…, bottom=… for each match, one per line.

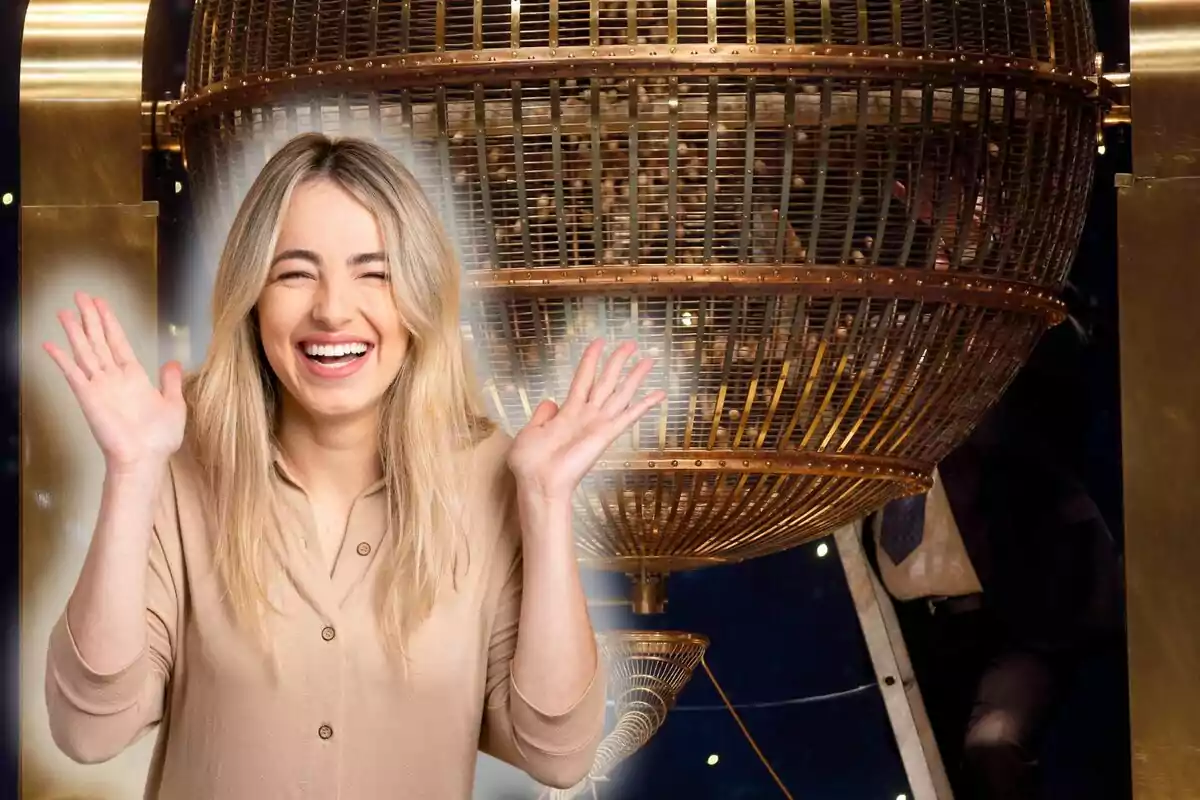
left=1, top=0, right=1131, bottom=797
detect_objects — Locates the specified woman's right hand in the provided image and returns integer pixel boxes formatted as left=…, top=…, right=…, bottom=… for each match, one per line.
left=44, top=291, right=187, bottom=473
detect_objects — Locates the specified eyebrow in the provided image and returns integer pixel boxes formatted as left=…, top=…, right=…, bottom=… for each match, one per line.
left=270, top=249, right=388, bottom=267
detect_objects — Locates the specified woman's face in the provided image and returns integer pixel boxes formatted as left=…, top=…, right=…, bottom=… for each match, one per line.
left=257, top=178, right=409, bottom=422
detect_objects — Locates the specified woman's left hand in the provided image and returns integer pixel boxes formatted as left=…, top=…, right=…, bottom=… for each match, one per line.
left=507, top=338, right=667, bottom=503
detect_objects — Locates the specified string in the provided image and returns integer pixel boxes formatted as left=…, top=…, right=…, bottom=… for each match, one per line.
left=701, top=655, right=796, bottom=800
left=671, top=682, right=875, bottom=711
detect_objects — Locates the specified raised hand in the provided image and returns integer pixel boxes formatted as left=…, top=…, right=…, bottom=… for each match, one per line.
left=507, top=338, right=667, bottom=503
left=43, top=291, right=187, bottom=473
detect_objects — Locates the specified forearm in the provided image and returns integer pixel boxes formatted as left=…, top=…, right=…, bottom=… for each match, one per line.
left=66, top=461, right=165, bottom=674
left=511, top=489, right=599, bottom=712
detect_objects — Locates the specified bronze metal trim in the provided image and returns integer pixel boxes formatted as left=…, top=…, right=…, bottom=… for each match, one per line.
left=667, top=74, right=680, bottom=264
left=702, top=76, right=718, bottom=263
left=579, top=555, right=733, bottom=571
left=737, top=76, right=757, bottom=263
left=587, top=449, right=930, bottom=486
left=808, top=78, right=833, bottom=264
left=549, top=79, right=568, bottom=266
left=173, top=44, right=1100, bottom=123
left=775, top=78, right=798, bottom=261
left=472, top=84, right=501, bottom=268
left=628, top=77, right=641, bottom=261
left=598, top=629, right=711, bottom=648
left=142, top=99, right=181, bottom=153
left=462, top=263, right=1067, bottom=320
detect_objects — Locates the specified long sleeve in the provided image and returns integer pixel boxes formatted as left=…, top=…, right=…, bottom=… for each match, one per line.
left=44, top=461, right=183, bottom=764
left=479, top=543, right=608, bottom=789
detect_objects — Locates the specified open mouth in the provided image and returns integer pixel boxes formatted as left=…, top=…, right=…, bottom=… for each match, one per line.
left=299, top=341, right=373, bottom=368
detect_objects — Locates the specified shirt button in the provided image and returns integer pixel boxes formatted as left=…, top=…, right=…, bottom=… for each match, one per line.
left=356, top=542, right=371, bottom=556
left=321, top=626, right=336, bottom=641
left=318, top=724, right=333, bottom=740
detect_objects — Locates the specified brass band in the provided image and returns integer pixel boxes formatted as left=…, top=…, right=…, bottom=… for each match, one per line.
left=465, top=263, right=1068, bottom=321
left=174, top=44, right=1100, bottom=123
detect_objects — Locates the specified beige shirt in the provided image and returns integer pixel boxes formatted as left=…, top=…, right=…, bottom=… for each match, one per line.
left=44, top=429, right=606, bottom=799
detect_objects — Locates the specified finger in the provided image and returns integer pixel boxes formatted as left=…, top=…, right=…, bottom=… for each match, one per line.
left=562, top=338, right=606, bottom=411
left=160, top=360, right=184, bottom=404
left=95, top=297, right=136, bottom=368
left=588, top=341, right=637, bottom=406
left=601, top=356, right=656, bottom=415
left=43, top=342, right=89, bottom=389
left=75, top=292, right=116, bottom=370
left=528, top=398, right=559, bottom=427
left=58, top=310, right=101, bottom=378
left=613, top=389, right=667, bottom=430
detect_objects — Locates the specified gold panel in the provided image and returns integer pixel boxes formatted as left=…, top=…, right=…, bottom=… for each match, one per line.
left=19, top=205, right=161, bottom=799
left=1119, top=176, right=1200, bottom=797
left=1129, top=0, right=1200, bottom=179
left=20, top=2, right=157, bottom=796
left=1124, top=0, right=1200, bottom=792
left=20, top=0, right=152, bottom=205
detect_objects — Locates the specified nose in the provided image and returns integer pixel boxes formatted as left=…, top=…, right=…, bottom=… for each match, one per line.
left=311, top=274, right=355, bottom=328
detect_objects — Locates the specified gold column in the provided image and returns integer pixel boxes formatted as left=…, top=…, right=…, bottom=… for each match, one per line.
left=1120, top=0, right=1200, bottom=795
left=19, top=2, right=159, bottom=797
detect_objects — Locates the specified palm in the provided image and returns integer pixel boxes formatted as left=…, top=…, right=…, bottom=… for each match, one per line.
left=508, top=339, right=666, bottom=501
left=44, top=292, right=187, bottom=470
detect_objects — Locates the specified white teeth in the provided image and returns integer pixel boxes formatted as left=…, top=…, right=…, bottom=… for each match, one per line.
left=303, top=342, right=369, bottom=358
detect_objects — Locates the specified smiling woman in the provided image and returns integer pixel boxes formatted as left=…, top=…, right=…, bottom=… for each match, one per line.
left=38, top=133, right=664, bottom=799
left=188, top=134, right=483, bottom=649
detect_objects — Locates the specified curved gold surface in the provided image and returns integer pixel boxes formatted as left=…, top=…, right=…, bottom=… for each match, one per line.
left=1130, top=0, right=1200, bottom=179
left=172, top=44, right=1098, bottom=123
left=1123, top=0, right=1200, bottom=791
left=465, top=263, right=1068, bottom=321
left=20, top=2, right=159, bottom=798
left=20, top=0, right=152, bottom=205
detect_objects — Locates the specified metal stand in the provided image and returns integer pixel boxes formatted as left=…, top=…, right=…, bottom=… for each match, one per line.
left=833, top=522, right=954, bottom=800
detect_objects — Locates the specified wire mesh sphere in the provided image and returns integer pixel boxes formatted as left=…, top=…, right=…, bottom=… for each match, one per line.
left=543, top=630, right=709, bottom=799
left=177, top=1, right=1101, bottom=600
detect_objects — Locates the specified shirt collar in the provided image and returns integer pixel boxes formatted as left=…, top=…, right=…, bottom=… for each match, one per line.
left=270, top=447, right=387, bottom=498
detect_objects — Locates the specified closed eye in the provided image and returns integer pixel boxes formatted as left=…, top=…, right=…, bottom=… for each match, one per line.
left=361, top=271, right=391, bottom=281
left=276, top=270, right=315, bottom=282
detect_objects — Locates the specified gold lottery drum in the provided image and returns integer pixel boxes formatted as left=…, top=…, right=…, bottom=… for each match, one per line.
left=177, top=0, right=1102, bottom=610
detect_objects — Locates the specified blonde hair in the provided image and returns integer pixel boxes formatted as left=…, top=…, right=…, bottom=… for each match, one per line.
left=185, top=133, right=494, bottom=657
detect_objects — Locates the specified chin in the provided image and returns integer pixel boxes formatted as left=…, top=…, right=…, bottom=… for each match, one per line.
left=292, top=388, right=383, bottom=422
